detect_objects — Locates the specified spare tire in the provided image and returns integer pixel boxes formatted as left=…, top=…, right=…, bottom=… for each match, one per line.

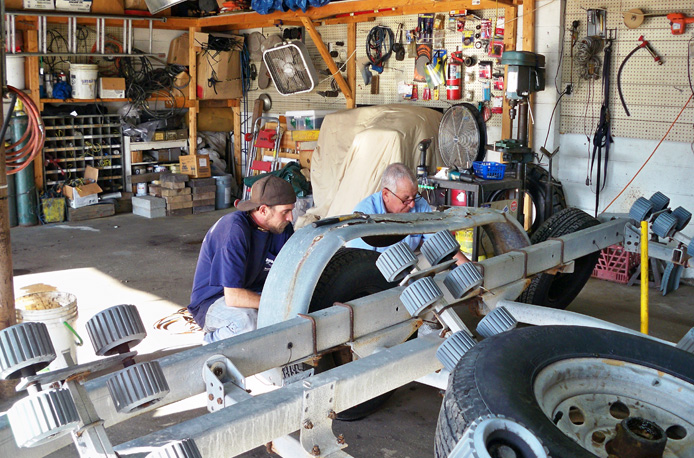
left=309, top=248, right=400, bottom=421
left=435, top=326, right=694, bottom=457
left=517, top=207, right=600, bottom=309
left=487, top=163, right=567, bottom=234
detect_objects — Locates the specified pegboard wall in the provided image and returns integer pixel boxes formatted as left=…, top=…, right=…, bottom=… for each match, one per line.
left=559, top=0, right=694, bottom=143
left=243, top=7, right=509, bottom=125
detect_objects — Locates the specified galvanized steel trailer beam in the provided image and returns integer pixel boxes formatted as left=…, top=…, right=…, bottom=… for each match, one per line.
left=113, top=333, right=444, bottom=457
left=0, top=214, right=627, bottom=457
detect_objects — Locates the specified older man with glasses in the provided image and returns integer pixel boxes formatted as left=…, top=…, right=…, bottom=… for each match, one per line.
left=346, top=162, right=469, bottom=264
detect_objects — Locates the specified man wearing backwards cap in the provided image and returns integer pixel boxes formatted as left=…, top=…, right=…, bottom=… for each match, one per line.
left=188, top=175, right=296, bottom=343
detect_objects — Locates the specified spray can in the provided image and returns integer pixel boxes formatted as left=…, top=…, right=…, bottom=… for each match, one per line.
left=446, top=50, right=462, bottom=100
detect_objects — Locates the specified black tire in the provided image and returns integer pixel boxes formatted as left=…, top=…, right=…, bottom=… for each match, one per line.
left=488, top=163, right=567, bottom=234
left=309, top=248, right=399, bottom=421
left=435, top=326, right=694, bottom=457
left=525, top=163, right=567, bottom=234
left=517, top=207, right=600, bottom=309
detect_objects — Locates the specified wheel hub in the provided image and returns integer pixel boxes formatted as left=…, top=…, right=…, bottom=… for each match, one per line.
left=534, top=358, right=693, bottom=457
left=605, top=417, right=667, bottom=458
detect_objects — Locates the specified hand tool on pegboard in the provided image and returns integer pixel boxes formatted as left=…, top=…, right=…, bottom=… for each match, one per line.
left=623, top=9, right=694, bottom=35
left=617, top=36, right=663, bottom=117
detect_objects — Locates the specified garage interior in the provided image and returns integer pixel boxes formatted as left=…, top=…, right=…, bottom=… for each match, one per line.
left=1, top=0, right=694, bottom=457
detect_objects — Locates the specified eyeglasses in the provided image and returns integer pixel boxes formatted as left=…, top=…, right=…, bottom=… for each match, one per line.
left=385, top=188, right=423, bottom=205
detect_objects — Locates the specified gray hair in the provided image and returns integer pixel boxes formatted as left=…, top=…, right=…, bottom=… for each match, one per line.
left=380, top=163, right=417, bottom=193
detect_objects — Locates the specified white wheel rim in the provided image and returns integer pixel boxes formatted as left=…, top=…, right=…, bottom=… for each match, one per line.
left=534, top=358, right=694, bottom=457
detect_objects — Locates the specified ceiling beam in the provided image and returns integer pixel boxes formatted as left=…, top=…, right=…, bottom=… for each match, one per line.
left=300, top=16, right=354, bottom=107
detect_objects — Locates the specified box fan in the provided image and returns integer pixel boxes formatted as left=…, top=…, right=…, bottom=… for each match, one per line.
left=262, top=41, right=319, bottom=96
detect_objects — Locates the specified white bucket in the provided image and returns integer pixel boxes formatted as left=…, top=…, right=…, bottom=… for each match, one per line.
left=70, top=63, right=99, bottom=99
left=15, top=292, right=79, bottom=371
left=5, top=55, right=26, bottom=90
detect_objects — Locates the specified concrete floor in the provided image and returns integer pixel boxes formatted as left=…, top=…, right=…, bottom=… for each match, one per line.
left=4, top=210, right=694, bottom=457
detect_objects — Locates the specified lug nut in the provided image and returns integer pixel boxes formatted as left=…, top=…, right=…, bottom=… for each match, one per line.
left=328, top=410, right=337, bottom=420
left=303, top=420, right=313, bottom=429
left=311, top=445, right=320, bottom=456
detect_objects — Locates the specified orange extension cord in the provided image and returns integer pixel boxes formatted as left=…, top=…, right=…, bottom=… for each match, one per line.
left=4, top=85, right=45, bottom=175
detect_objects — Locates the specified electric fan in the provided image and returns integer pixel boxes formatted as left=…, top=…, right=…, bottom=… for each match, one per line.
left=262, top=40, right=319, bottom=96
left=438, top=103, right=487, bottom=170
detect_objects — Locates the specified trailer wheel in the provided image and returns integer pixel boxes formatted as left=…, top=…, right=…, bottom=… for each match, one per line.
left=309, top=248, right=400, bottom=421
left=435, top=326, right=694, bottom=457
left=517, top=207, right=600, bottom=309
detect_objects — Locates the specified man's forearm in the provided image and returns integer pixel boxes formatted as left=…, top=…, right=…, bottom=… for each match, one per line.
left=224, top=287, right=261, bottom=309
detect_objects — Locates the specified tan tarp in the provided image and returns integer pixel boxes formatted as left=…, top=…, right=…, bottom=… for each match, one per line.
left=298, top=105, right=444, bottom=228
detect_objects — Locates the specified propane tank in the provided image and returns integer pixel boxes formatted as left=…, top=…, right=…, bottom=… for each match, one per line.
left=446, top=50, right=462, bottom=100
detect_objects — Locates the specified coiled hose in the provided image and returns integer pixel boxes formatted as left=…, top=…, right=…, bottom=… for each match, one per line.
left=4, top=86, right=45, bottom=175
left=575, top=37, right=603, bottom=81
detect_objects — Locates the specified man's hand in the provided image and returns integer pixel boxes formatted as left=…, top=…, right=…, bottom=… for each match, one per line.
left=224, top=287, right=261, bottom=309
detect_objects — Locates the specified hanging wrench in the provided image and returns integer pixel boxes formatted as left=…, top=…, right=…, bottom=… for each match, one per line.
left=638, top=35, right=663, bottom=65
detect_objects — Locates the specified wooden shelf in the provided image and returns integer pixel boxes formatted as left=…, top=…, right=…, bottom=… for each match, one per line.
left=41, top=97, right=196, bottom=108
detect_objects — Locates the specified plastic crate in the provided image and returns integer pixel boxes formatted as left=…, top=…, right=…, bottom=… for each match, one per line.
left=473, top=161, right=506, bottom=180
left=591, top=244, right=639, bottom=284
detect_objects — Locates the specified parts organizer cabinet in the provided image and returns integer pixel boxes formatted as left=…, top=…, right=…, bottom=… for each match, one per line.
left=123, top=137, right=189, bottom=193
left=42, top=114, right=124, bottom=193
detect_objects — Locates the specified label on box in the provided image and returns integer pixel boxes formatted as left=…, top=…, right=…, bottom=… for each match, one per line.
left=199, top=158, right=207, bottom=167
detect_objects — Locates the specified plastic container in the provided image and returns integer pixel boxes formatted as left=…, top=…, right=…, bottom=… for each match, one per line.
left=214, top=174, right=234, bottom=209
left=285, top=110, right=336, bottom=131
left=592, top=244, right=638, bottom=284
left=473, top=161, right=506, bottom=180
left=4, top=56, right=26, bottom=89
left=15, top=292, right=79, bottom=371
left=70, top=63, right=99, bottom=99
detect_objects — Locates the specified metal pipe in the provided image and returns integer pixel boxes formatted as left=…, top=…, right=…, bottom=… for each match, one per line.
left=0, top=294, right=418, bottom=457
left=148, top=21, right=153, bottom=54
left=497, top=300, right=674, bottom=346
left=4, top=9, right=167, bottom=22
left=641, top=220, right=649, bottom=334
left=518, top=101, right=528, bottom=146
left=114, top=334, right=443, bottom=457
left=13, top=52, right=165, bottom=57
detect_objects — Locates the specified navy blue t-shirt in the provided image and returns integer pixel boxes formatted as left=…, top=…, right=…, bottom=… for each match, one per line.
left=188, top=211, right=293, bottom=327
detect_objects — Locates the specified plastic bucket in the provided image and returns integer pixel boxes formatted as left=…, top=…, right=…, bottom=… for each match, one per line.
left=15, top=292, right=80, bottom=371
left=5, top=55, right=25, bottom=90
left=70, top=63, right=98, bottom=99
left=214, top=174, right=234, bottom=210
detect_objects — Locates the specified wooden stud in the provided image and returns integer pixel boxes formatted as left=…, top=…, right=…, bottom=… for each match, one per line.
left=347, top=23, right=357, bottom=109
left=188, top=26, right=199, bottom=156
left=522, top=0, right=535, bottom=148
left=24, top=29, right=45, bottom=192
left=300, top=16, right=354, bottom=107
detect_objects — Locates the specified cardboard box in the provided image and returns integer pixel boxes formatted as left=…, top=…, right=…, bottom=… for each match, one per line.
left=92, top=0, right=124, bottom=14
left=299, top=150, right=313, bottom=169
left=55, top=0, right=91, bottom=12
left=180, top=155, right=212, bottom=178
left=63, top=166, right=102, bottom=209
left=167, top=33, right=190, bottom=66
left=193, top=107, right=234, bottom=132
left=99, top=77, right=125, bottom=98
left=197, top=50, right=242, bottom=100
left=22, top=0, right=54, bottom=9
